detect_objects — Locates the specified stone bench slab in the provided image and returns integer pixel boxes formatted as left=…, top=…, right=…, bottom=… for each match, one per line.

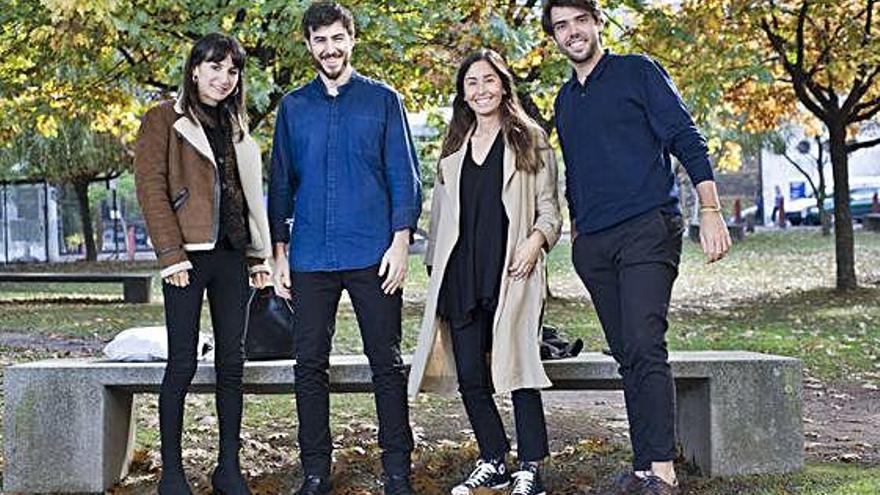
left=4, top=351, right=803, bottom=493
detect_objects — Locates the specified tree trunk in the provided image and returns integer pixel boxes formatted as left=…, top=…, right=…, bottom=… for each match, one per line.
left=73, top=178, right=97, bottom=262
left=828, top=123, right=857, bottom=290
left=816, top=136, right=831, bottom=237
left=820, top=210, right=832, bottom=236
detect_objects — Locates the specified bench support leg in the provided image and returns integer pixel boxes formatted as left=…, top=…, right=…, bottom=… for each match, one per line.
left=123, top=279, right=151, bottom=303
left=4, top=368, right=135, bottom=493
left=676, top=379, right=711, bottom=475
left=675, top=361, right=803, bottom=476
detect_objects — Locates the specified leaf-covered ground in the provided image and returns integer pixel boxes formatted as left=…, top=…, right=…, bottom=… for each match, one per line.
left=1, top=228, right=879, bottom=493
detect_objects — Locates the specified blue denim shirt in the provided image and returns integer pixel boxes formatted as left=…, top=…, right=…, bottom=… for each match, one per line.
left=268, top=72, right=422, bottom=272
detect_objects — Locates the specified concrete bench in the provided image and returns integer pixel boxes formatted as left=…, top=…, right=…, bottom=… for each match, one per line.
left=865, top=213, right=880, bottom=232
left=3, top=351, right=803, bottom=493
left=0, top=273, right=153, bottom=303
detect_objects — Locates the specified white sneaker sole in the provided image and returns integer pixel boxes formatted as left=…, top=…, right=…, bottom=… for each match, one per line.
left=450, top=482, right=511, bottom=494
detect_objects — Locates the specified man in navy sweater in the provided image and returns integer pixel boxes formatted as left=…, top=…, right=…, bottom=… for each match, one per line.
left=543, top=1, right=731, bottom=494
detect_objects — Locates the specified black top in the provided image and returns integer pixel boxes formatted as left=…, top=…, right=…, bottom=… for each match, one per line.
left=200, top=102, right=229, bottom=160
left=437, top=132, right=508, bottom=327
left=198, top=102, right=250, bottom=250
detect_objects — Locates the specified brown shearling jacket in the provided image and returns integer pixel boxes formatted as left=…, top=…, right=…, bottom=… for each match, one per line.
left=134, top=99, right=272, bottom=278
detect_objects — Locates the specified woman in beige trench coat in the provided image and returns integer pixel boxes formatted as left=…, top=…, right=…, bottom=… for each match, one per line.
left=407, top=49, right=562, bottom=495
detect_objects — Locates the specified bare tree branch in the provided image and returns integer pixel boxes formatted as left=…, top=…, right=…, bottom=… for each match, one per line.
left=781, top=150, right=819, bottom=197
left=794, top=0, right=808, bottom=69
left=512, top=0, right=538, bottom=28
left=760, top=16, right=828, bottom=117
left=116, top=45, right=175, bottom=92
left=846, top=135, right=880, bottom=153
left=850, top=98, right=880, bottom=123
left=843, top=65, right=880, bottom=116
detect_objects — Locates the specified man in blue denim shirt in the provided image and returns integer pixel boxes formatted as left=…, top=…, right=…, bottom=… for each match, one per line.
left=268, top=3, right=420, bottom=494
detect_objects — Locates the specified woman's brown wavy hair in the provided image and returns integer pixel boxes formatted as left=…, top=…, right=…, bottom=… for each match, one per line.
left=439, top=49, right=545, bottom=179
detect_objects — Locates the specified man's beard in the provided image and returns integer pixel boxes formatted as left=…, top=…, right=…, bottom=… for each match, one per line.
left=563, top=35, right=597, bottom=64
left=311, top=50, right=350, bottom=80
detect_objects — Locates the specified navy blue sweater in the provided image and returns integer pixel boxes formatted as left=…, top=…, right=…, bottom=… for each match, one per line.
left=554, top=51, right=714, bottom=235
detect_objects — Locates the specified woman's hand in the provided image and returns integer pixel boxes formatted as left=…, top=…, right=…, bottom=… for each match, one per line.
left=508, top=231, right=546, bottom=281
left=164, top=270, right=190, bottom=288
left=251, top=271, right=271, bottom=289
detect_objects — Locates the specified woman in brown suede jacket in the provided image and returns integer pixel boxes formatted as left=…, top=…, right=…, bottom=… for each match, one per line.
left=134, top=33, right=270, bottom=495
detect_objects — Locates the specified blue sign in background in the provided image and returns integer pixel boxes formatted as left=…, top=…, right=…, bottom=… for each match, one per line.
left=790, top=181, right=806, bottom=199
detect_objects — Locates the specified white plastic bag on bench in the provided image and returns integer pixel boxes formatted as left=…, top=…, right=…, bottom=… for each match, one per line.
left=103, top=326, right=214, bottom=362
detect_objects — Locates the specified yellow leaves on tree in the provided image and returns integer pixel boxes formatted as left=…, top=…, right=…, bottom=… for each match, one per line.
left=725, top=76, right=800, bottom=134
left=708, top=136, right=743, bottom=172
left=40, top=0, right=117, bottom=23
left=35, top=114, right=58, bottom=138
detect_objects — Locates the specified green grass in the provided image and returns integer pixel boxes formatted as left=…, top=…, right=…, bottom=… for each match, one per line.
left=683, top=463, right=880, bottom=495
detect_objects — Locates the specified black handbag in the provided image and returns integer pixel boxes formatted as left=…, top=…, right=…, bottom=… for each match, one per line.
left=540, top=324, right=584, bottom=360
left=243, top=286, right=296, bottom=360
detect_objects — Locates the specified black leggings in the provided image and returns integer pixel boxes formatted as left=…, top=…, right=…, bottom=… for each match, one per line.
left=450, top=308, right=549, bottom=463
left=159, top=247, right=248, bottom=471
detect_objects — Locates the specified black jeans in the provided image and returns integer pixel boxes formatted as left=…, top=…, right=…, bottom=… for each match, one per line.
left=160, top=247, right=248, bottom=472
left=291, top=265, right=413, bottom=477
left=450, top=308, right=549, bottom=463
left=572, top=207, right=683, bottom=471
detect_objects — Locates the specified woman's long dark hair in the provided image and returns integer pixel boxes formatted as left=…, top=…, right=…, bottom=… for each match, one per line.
left=181, top=33, right=248, bottom=141
left=439, top=49, right=545, bottom=177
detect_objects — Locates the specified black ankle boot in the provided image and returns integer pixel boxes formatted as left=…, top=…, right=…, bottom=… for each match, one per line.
left=158, top=468, right=194, bottom=495
left=211, top=464, right=252, bottom=495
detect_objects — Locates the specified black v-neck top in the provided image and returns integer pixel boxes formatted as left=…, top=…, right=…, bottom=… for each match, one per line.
left=437, top=132, right=509, bottom=327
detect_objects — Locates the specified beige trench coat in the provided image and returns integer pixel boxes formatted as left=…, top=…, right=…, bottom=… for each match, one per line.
left=408, top=127, right=562, bottom=397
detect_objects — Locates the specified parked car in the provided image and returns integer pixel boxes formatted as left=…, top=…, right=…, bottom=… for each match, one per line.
left=737, top=192, right=828, bottom=226
left=804, top=185, right=880, bottom=225
left=739, top=176, right=880, bottom=226
left=785, top=194, right=828, bottom=226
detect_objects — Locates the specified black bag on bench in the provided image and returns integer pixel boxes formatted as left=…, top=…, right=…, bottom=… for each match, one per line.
left=540, top=324, right=583, bottom=360
left=243, top=286, right=295, bottom=360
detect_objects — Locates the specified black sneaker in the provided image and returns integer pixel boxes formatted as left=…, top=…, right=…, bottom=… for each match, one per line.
left=384, top=473, right=415, bottom=495
left=604, top=471, right=646, bottom=495
left=451, top=458, right=511, bottom=494
left=510, top=463, right=545, bottom=495
left=639, top=475, right=681, bottom=495
left=294, top=475, right=332, bottom=495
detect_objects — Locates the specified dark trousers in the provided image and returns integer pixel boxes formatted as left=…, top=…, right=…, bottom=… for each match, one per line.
left=291, top=265, right=414, bottom=477
left=572, top=208, right=683, bottom=471
left=160, top=247, right=248, bottom=472
left=450, top=308, right=549, bottom=463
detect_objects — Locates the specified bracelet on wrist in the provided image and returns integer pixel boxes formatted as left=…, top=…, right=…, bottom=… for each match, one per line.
left=699, top=205, right=722, bottom=213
